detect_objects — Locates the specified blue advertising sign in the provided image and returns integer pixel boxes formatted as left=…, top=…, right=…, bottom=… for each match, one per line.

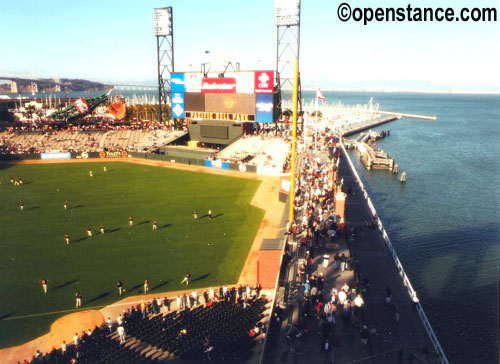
left=172, top=92, right=185, bottom=118
left=205, top=160, right=229, bottom=170
left=256, top=94, right=273, bottom=123
left=171, top=73, right=186, bottom=93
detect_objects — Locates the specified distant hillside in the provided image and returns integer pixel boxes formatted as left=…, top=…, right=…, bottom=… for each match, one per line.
left=0, top=78, right=113, bottom=93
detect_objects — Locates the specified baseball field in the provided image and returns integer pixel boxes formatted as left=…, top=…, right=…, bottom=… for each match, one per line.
left=0, top=161, right=265, bottom=348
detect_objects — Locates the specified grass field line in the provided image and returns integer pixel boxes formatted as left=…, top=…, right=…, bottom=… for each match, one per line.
left=3, top=298, right=155, bottom=321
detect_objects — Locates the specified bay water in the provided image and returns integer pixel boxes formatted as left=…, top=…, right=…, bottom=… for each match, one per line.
left=316, top=91, right=499, bottom=364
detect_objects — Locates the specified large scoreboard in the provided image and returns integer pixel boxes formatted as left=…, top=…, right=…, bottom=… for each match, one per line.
left=171, top=71, right=275, bottom=123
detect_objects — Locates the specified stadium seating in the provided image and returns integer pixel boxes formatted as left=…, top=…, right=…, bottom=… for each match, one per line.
left=0, top=129, right=188, bottom=154
left=29, top=295, right=269, bottom=363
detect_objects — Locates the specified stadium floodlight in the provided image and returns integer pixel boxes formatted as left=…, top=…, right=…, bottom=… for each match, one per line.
left=275, top=0, right=300, bottom=26
left=154, top=7, right=172, bottom=36
left=275, top=0, right=302, bottom=122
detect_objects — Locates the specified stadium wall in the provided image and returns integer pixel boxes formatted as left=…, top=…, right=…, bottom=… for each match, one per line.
left=0, top=152, right=278, bottom=176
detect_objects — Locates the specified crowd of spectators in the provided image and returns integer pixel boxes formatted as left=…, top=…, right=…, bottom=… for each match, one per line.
left=276, top=135, right=371, bottom=361
left=24, top=284, right=268, bottom=363
left=0, top=123, right=187, bottom=155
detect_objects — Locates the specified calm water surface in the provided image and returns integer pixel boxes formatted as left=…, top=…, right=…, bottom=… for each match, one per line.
left=322, top=91, right=499, bottom=364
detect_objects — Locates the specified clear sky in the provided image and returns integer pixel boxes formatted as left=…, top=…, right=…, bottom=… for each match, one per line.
left=0, top=0, right=499, bottom=91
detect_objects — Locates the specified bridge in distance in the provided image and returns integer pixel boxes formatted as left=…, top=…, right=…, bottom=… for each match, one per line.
left=0, top=76, right=155, bottom=94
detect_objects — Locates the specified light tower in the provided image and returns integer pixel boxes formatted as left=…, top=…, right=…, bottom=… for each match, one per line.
left=275, top=0, right=302, bottom=121
left=154, top=7, right=174, bottom=124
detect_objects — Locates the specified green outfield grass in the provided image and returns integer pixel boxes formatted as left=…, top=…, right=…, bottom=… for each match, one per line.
left=0, top=162, right=264, bottom=348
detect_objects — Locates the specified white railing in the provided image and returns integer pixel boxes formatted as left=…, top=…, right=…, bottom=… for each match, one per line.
left=340, top=141, right=449, bottom=364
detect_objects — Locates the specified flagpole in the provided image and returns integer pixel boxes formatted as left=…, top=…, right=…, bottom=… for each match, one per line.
left=314, top=90, right=319, bottom=153
left=289, top=59, right=299, bottom=227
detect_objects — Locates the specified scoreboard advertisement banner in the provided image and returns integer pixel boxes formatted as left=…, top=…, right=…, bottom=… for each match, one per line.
left=171, top=73, right=186, bottom=93
left=235, top=72, right=255, bottom=93
left=172, top=70, right=275, bottom=122
left=185, top=73, right=202, bottom=92
left=201, top=78, right=236, bottom=93
left=254, top=71, right=274, bottom=94
left=256, top=94, right=273, bottom=123
left=171, top=92, right=185, bottom=118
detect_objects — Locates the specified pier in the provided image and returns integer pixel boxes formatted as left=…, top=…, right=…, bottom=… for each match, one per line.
left=371, top=110, right=436, bottom=121
left=357, top=142, right=395, bottom=170
left=341, top=116, right=399, bottom=137
left=340, top=111, right=436, bottom=137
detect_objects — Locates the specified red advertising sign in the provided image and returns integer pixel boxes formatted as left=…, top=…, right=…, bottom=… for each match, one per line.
left=201, top=78, right=236, bottom=93
left=254, top=71, right=274, bottom=94
left=74, top=98, right=89, bottom=115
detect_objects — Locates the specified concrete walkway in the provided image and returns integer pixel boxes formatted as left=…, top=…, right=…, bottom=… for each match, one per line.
left=338, top=145, right=441, bottom=363
left=262, top=145, right=441, bottom=363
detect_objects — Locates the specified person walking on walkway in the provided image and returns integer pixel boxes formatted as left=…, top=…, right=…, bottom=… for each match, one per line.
left=333, top=252, right=340, bottom=270
left=340, top=253, right=347, bottom=272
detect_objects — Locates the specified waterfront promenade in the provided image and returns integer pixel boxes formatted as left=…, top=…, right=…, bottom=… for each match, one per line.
left=262, top=143, right=446, bottom=363
left=338, top=144, right=444, bottom=363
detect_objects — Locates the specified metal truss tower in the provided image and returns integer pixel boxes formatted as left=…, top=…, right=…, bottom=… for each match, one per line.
left=275, top=0, right=302, bottom=121
left=154, top=7, right=174, bottom=123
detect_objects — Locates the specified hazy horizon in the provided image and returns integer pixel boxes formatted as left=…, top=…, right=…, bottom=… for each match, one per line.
left=0, top=0, right=498, bottom=92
